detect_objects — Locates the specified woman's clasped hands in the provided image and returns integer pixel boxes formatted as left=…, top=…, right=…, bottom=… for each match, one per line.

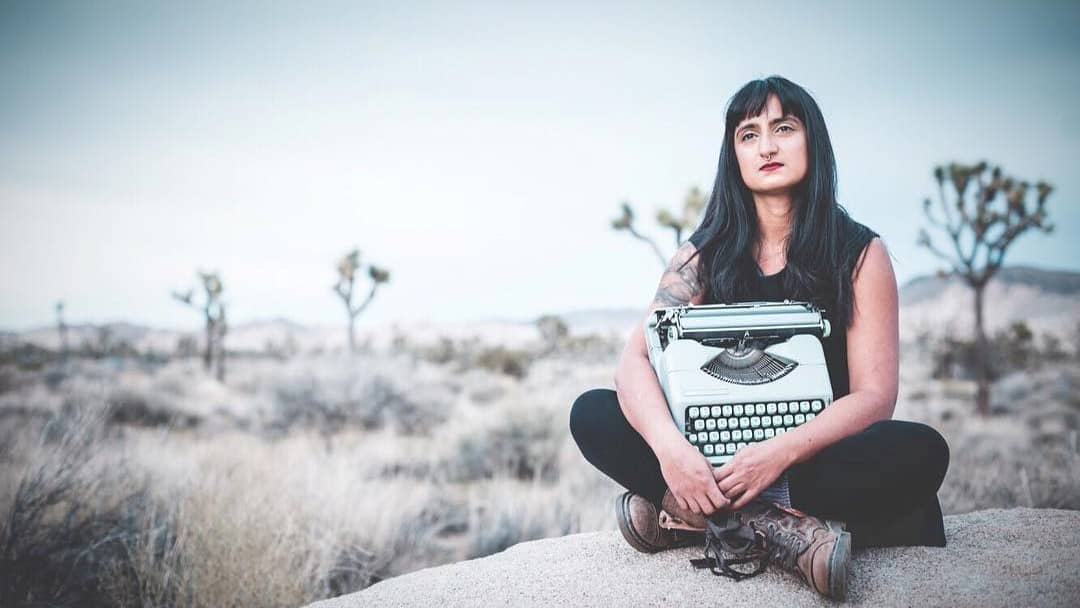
left=660, top=437, right=792, bottom=515
left=714, top=440, right=792, bottom=510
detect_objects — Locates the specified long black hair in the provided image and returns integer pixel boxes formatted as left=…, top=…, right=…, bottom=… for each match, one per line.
left=684, top=75, right=873, bottom=331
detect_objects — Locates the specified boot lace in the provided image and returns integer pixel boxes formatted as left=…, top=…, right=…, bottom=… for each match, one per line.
left=758, top=521, right=808, bottom=572
left=689, top=512, right=769, bottom=581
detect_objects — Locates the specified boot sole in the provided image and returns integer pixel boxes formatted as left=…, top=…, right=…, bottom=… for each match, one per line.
left=615, top=493, right=662, bottom=553
left=826, top=520, right=852, bottom=600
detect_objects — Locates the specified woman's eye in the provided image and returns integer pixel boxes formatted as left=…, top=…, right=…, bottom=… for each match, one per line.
left=777, top=124, right=794, bottom=133
left=740, top=132, right=756, bottom=142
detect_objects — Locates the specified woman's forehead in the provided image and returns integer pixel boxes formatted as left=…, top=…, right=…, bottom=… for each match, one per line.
left=738, top=94, right=790, bottom=126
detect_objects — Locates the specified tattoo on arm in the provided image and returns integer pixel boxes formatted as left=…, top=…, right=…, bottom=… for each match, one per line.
left=653, top=243, right=703, bottom=306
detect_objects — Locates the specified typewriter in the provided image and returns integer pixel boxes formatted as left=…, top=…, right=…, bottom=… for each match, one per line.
left=644, top=301, right=834, bottom=466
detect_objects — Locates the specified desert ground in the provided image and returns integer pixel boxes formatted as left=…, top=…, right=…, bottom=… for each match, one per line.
left=1, top=283, right=1078, bottom=607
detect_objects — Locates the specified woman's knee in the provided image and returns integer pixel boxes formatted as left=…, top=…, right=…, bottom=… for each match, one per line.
left=913, top=422, right=950, bottom=489
left=871, top=419, right=950, bottom=490
left=569, top=388, right=617, bottom=445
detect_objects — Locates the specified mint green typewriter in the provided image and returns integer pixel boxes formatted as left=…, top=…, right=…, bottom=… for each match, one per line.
left=644, top=301, right=834, bottom=466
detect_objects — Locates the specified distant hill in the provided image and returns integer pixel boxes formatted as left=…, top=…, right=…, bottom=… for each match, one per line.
left=3, top=266, right=1077, bottom=354
left=898, top=266, right=1080, bottom=340
left=900, top=265, right=1080, bottom=306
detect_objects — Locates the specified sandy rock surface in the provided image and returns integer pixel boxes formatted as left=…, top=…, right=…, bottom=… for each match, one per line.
left=308, top=508, right=1079, bottom=607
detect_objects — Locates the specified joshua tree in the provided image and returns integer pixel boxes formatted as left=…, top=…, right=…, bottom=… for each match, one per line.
left=172, top=272, right=228, bottom=381
left=54, top=301, right=68, bottom=358
left=918, top=161, right=1054, bottom=416
left=613, top=186, right=707, bottom=266
left=333, top=249, right=390, bottom=354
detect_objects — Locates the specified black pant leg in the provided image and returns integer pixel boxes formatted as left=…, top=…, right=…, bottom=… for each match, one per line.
left=788, top=419, right=950, bottom=547
left=569, top=388, right=668, bottom=505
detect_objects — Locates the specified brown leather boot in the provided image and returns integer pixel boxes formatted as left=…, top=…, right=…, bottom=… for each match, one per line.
left=733, top=501, right=851, bottom=600
left=658, top=489, right=708, bottom=532
left=615, top=492, right=703, bottom=553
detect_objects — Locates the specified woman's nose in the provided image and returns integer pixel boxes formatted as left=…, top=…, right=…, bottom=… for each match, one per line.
left=758, top=133, right=779, bottom=156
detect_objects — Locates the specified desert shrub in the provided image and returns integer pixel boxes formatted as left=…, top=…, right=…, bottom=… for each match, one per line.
left=419, top=337, right=457, bottom=365
left=446, top=406, right=563, bottom=482
left=267, top=374, right=450, bottom=437
left=0, top=364, right=34, bottom=395
left=463, top=484, right=579, bottom=559
left=472, top=346, right=531, bottom=379
left=0, top=403, right=135, bottom=607
left=928, top=321, right=1069, bottom=381
left=938, top=430, right=1080, bottom=514
left=106, top=387, right=201, bottom=429
left=0, top=342, right=56, bottom=371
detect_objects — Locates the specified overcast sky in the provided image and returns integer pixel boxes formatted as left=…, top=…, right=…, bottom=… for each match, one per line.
left=2, top=0, right=1078, bottom=331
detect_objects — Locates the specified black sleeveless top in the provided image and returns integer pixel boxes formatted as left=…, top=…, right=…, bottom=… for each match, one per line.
left=688, top=214, right=879, bottom=400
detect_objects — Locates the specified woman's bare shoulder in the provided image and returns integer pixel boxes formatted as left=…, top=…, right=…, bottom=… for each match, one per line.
left=654, top=241, right=706, bottom=307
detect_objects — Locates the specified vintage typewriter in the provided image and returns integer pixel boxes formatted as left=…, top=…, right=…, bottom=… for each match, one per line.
left=644, top=301, right=834, bottom=466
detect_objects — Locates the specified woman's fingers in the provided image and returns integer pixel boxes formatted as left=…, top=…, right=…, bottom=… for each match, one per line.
left=718, top=474, right=741, bottom=495
left=685, top=494, right=704, bottom=514
left=713, top=462, right=734, bottom=483
left=732, top=485, right=758, bottom=510
left=706, top=482, right=729, bottom=511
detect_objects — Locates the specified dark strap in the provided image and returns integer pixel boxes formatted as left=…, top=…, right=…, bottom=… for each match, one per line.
left=690, top=512, right=769, bottom=581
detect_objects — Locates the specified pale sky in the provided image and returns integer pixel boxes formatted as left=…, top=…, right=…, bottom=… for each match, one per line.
left=2, top=0, right=1078, bottom=331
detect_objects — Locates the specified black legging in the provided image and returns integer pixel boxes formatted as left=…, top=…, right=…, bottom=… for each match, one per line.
left=569, top=388, right=949, bottom=548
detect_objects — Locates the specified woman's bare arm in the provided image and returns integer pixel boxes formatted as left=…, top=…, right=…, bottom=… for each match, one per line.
left=614, top=242, right=728, bottom=514
left=771, top=237, right=899, bottom=464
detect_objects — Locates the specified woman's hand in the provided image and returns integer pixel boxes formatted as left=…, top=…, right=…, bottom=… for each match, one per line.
left=713, top=439, right=793, bottom=510
left=657, top=440, right=730, bottom=515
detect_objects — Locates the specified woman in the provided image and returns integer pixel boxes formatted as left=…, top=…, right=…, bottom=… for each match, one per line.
left=569, top=76, right=949, bottom=600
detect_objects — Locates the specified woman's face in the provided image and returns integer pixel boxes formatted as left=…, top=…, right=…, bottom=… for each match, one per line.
left=733, top=93, right=808, bottom=196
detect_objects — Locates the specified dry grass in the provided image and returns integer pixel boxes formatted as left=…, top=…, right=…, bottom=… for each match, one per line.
left=0, top=338, right=1076, bottom=606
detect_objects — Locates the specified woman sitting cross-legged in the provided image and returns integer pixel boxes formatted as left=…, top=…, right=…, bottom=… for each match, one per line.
left=569, top=75, right=949, bottom=601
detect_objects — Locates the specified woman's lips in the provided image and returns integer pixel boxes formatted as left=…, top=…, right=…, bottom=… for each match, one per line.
left=760, top=163, right=784, bottom=172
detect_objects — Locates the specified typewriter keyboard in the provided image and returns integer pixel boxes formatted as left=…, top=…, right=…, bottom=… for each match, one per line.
left=684, top=400, right=825, bottom=459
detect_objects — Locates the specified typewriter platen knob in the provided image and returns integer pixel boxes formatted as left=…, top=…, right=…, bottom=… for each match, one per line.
left=822, top=319, right=831, bottom=339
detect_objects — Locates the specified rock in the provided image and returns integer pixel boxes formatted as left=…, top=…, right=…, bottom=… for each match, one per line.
left=308, top=508, right=1080, bottom=607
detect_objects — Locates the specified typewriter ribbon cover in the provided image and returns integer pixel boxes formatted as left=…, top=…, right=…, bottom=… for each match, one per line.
left=644, top=301, right=834, bottom=466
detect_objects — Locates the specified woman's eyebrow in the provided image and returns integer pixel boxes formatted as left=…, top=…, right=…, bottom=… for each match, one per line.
left=736, top=114, right=801, bottom=135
